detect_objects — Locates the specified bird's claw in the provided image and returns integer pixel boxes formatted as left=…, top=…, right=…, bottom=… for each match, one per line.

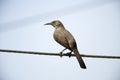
left=60, top=52, right=63, bottom=58
left=60, top=51, right=72, bottom=58
left=66, top=52, right=72, bottom=58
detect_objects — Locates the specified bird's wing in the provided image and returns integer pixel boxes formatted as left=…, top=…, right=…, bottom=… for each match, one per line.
left=63, top=29, right=77, bottom=50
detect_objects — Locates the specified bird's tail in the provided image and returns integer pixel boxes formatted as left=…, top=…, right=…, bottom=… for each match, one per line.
left=73, top=49, right=86, bottom=69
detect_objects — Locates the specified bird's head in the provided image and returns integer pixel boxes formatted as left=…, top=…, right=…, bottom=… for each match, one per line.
left=44, top=20, right=64, bottom=28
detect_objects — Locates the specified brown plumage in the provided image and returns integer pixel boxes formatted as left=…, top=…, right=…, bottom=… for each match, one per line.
left=45, top=20, right=86, bottom=69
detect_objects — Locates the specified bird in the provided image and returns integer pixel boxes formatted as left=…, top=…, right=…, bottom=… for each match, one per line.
left=44, top=20, right=86, bottom=69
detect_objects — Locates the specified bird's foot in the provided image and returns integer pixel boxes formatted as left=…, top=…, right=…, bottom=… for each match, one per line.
left=59, top=48, right=67, bottom=58
left=59, top=52, right=63, bottom=58
left=66, top=52, right=72, bottom=58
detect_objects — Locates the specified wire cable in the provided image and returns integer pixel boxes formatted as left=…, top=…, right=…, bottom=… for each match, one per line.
left=0, top=49, right=120, bottom=59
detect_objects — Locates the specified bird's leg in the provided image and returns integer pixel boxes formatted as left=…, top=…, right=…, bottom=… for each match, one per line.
left=60, top=48, right=67, bottom=57
left=66, top=51, right=72, bottom=58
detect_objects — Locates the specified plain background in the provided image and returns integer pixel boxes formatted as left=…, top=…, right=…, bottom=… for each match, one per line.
left=0, top=0, right=120, bottom=80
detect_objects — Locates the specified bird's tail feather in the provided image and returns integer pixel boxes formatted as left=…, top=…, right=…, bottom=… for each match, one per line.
left=73, top=49, right=86, bottom=69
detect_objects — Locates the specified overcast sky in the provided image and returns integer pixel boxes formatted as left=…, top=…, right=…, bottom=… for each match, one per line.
left=0, top=0, right=120, bottom=80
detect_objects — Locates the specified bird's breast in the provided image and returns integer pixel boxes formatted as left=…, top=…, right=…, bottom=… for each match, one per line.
left=53, top=28, right=70, bottom=49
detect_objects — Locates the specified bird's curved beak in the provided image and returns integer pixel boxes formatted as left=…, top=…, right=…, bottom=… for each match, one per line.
left=44, top=23, right=51, bottom=25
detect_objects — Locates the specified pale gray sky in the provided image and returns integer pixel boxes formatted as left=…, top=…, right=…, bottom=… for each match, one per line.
left=0, top=0, right=120, bottom=80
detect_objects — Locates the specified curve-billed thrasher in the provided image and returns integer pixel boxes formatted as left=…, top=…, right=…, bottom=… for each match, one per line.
left=44, top=20, right=86, bottom=69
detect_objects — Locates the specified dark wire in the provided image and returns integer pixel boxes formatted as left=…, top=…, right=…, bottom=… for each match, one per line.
left=0, top=49, right=120, bottom=59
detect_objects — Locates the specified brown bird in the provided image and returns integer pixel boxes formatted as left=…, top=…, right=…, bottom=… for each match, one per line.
left=44, top=20, right=86, bottom=69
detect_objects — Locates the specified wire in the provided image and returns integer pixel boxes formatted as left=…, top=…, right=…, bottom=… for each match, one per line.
left=0, top=49, right=120, bottom=59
